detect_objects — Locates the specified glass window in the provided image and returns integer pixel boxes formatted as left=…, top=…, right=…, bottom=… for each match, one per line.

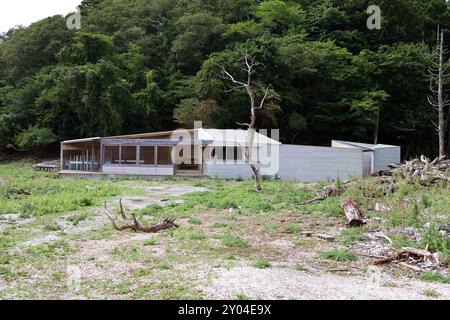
left=157, top=146, right=173, bottom=165
left=122, top=146, right=137, bottom=164
left=141, top=146, right=156, bottom=165
left=226, top=147, right=243, bottom=161
left=104, top=146, right=120, bottom=164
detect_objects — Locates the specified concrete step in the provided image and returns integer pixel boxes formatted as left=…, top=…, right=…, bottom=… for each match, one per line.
left=176, top=170, right=205, bottom=177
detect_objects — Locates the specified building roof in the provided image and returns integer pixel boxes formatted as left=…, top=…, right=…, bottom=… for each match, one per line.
left=197, top=129, right=280, bottom=146
left=332, top=140, right=398, bottom=151
left=62, top=129, right=280, bottom=146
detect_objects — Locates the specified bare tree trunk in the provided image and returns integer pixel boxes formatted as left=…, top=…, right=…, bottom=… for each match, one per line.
left=428, top=26, right=449, bottom=159
left=373, top=108, right=380, bottom=145
left=438, top=30, right=445, bottom=158
left=218, top=52, right=273, bottom=191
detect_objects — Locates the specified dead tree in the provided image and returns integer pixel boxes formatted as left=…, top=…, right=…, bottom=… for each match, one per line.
left=104, top=199, right=179, bottom=233
left=428, top=26, right=450, bottom=158
left=218, top=52, right=275, bottom=191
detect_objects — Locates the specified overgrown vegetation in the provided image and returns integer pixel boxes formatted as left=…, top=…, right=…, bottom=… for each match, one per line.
left=0, top=162, right=127, bottom=218
left=0, top=162, right=449, bottom=299
left=319, top=249, right=357, bottom=262
left=418, top=272, right=450, bottom=284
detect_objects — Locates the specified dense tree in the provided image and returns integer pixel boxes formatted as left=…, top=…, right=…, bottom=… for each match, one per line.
left=0, top=0, right=449, bottom=158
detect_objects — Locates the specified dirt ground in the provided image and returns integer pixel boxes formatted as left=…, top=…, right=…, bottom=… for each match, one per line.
left=1, top=182, right=449, bottom=300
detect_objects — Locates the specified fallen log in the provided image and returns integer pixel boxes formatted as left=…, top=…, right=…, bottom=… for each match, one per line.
left=341, top=199, right=365, bottom=227
left=104, top=199, right=179, bottom=233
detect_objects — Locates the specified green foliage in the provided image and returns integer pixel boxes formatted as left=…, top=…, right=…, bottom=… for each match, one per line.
left=254, top=259, right=271, bottom=269
left=389, top=234, right=416, bottom=250
left=173, top=98, right=218, bottom=128
left=418, top=271, right=450, bottom=284
left=15, top=127, right=57, bottom=149
left=319, top=249, right=357, bottom=262
left=340, top=228, right=368, bottom=246
left=255, top=0, right=305, bottom=34
left=422, top=289, right=440, bottom=298
left=235, top=293, right=251, bottom=300
left=295, top=262, right=306, bottom=271
left=143, top=239, right=158, bottom=246
left=67, top=212, right=89, bottom=226
left=0, top=162, right=125, bottom=218
left=420, top=224, right=450, bottom=257
left=222, top=234, right=248, bottom=248
left=43, top=223, right=62, bottom=232
left=285, top=223, right=301, bottom=234
left=188, top=217, right=203, bottom=225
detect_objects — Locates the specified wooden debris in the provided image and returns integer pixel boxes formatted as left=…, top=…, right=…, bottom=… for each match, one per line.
left=376, top=155, right=450, bottom=186
left=104, top=199, right=179, bottom=233
left=301, top=231, right=313, bottom=237
left=8, top=188, right=31, bottom=196
left=341, top=199, right=365, bottom=227
left=374, top=247, right=439, bottom=268
left=317, top=234, right=335, bottom=242
left=299, top=186, right=341, bottom=206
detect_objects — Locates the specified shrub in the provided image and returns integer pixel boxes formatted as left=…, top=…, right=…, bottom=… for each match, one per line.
left=285, top=223, right=300, bottom=234
left=67, top=212, right=88, bottom=226
left=418, top=271, right=450, bottom=284
left=420, top=224, right=450, bottom=257
left=254, top=259, right=271, bottom=269
left=43, top=223, right=62, bottom=232
left=341, top=228, right=367, bottom=246
left=15, top=127, right=57, bottom=149
left=222, top=235, right=248, bottom=248
left=319, top=249, right=357, bottom=262
left=188, top=217, right=202, bottom=225
left=211, top=222, right=229, bottom=229
left=143, top=239, right=157, bottom=246
left=295, top=263, right=306, bottom=271
left=422, top=289, right=440, bottom=298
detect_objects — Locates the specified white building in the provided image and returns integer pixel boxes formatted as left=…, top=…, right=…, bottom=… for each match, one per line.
left=59, top=129, right=400, bottom=182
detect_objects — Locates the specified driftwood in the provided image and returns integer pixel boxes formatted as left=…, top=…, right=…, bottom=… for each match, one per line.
left=299, top=186, right=341, bottom=205
left=104, top=199, right=179, bottom=233
left=8, top=188, right=31, bottom=196
left=375, top=155, right=450, bottom=186
left=374, top=247, right=439, bottom=268
left=341, top=199, right=365, bottom=227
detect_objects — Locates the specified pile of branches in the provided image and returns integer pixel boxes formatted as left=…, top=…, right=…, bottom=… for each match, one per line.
left=374, top=155, right=450, bottom=186
left=373, top=247, right=441, bottom=272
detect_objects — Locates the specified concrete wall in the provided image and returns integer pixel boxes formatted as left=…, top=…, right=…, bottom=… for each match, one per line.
left=102, top=165, right=174, bottom=176
left=373, top=147, right=401, bottom=171
left=203, top=162, right=254, bottom=179
left=204, top=145, right=364, bottom=182
left=277, top=145, right=363, bottom=182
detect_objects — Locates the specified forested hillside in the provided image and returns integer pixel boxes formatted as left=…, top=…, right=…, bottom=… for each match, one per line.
left=1, top=0, right=450, bottom=157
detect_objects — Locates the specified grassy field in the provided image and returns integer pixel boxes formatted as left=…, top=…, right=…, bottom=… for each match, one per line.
left=0, top=162, right=449, bottom=299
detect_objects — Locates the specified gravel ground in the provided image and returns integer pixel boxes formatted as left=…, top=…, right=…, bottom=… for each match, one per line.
left=203, top=266, right=450, bottom=300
